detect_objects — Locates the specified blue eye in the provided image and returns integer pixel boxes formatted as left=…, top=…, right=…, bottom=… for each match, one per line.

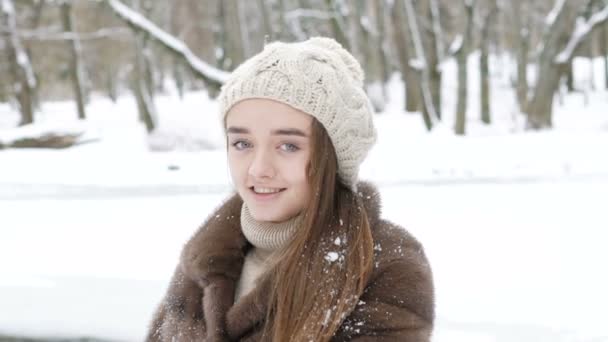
left=280, top=143, right=300, bottom=152
left=232, top=140, right=251, bottom=150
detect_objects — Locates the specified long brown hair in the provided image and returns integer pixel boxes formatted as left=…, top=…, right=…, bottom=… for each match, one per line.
left=261, top=118, right=375, bottom=341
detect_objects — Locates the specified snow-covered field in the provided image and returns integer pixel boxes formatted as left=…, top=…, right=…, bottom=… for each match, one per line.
left=1, top=56, right=607, bottom=341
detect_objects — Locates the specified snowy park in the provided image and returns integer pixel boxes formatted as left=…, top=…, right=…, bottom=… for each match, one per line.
left=2, top=0, right=608, bottom=340
left=1, top=55, right=608, bottom=341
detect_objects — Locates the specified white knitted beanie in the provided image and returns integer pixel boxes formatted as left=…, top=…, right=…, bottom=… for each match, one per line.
left=218, top=37, right=377, bottom=189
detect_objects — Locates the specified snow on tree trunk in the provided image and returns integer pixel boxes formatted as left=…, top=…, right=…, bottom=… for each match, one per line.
left=426, top=0, right=444, bottom=119
left=554, top=4, right=608, bottom=65
left=1, top=0, right=36, bottom=126
left=403, top=0, right=440, bottom=130
left=454, top=0, right=475, bottom=135
left=391, top=0, right=421, bottom=113
left=60, top=1, right=87, bottom=120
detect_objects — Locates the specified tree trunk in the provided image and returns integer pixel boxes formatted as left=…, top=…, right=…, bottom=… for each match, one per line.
left=362, top=0, right=387, bottom=112
left=565, top=60, right=575, bottom=92
left=426, top=0, right=443, bottom=119
left=454, top=1, right=475, bottom=136
left=374, top=0, right=390, bottom=84
left=130, top=0, right=156, bottom=133
left=258, top=0, right=274, bottom=41
left=403, top=0, right=439, bottom=130
left=347, top=0, right=364, bottom=63
left=585, top=0, right=595, bottom=91
left=480, top=5, right=497, bottom=125
left=603, top=16, right=608, bottom=89
left=1, top=0, right=36, bottom=126
left=105, top=70, right=118, bottom=102
left=60, top=1, right=87, bottom=120
left=221, top=0, right=245, bottom=70
left=391, top=0, right=421, bottom=112
left=515, top=0, right=531, bottom=112
left=132, top=34, right=156, bottom=132
left=325, top=0, right=350, bottom=50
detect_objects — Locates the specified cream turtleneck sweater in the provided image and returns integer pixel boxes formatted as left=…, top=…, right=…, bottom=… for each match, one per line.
left=234, top=204, right=303, bottom=301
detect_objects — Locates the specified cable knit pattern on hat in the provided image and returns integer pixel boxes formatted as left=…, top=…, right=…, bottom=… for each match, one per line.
left=218, top=37, right=377, bottom=189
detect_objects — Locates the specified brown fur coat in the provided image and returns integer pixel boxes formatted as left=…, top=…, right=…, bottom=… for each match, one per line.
left=146, top=182, right=434, bottom=341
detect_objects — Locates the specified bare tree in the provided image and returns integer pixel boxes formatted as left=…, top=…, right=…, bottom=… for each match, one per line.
left=1, top=0, right=36, bottom=125
left=527, top=0, right=608, bottom=129
left=59, top=0, right=87, bottom=120
left=454, top=0, right=475, bottom=135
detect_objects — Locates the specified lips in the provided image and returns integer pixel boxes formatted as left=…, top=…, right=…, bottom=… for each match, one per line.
left=249, top=186, right=286, bottom=201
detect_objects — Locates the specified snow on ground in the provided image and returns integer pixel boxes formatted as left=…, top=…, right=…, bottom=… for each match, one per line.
left=1, top=55, right=607, bottom=341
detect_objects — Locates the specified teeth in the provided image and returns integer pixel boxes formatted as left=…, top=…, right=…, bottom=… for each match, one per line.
left=253, top=187, right=282, bottom=194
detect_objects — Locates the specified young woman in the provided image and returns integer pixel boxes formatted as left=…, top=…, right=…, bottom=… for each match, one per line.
left=146, top=37, right=434, bottom=342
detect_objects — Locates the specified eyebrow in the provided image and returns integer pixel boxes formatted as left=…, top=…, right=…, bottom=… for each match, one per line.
left=226, top=126, right=309, bottom=137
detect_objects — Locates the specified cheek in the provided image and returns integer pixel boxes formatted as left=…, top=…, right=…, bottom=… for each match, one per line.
left=285, top=156, right=309, bottom=187
left=227, top=154, right=247, bottom=182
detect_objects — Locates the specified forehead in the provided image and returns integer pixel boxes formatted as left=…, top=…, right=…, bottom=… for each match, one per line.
left=226, top=99, right=313, bottom=132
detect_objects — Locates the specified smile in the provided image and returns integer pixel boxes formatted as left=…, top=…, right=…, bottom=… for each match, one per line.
left=250, top=186, right=286, bottom=194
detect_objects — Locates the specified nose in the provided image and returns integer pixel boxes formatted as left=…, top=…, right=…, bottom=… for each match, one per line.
left=248, top=149, right=276, bottom=180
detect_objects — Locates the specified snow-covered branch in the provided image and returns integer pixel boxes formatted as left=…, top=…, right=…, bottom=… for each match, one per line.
left=106, top=0, right=229, bottom=85
left=546, top=0, right=567, bottom=27
left=449, top=34, right=463, bottom=55
left=555, top=5, right=608, bottom=64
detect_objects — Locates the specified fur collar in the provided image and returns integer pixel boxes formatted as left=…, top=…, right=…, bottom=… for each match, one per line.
left=178, top=181, right=382, bottom=339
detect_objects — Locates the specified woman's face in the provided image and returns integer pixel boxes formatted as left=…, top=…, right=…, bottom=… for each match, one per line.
left=226, top=98, right=313, bottom=222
